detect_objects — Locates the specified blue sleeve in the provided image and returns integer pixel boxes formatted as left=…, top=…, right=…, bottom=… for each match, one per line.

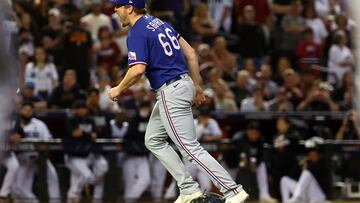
left=127, top=32, right=149, bottom=67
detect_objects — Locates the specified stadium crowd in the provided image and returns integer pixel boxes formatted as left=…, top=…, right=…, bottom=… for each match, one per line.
left=1, top=0, right=360, bottom=202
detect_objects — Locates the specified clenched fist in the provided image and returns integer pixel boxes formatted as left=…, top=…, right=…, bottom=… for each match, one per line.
left=108, top=86, right=121, bottom=102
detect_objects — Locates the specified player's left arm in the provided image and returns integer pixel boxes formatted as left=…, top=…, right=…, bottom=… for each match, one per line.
left=179, top=37, right=205, bottom=107
left=108, top=64, right=146, bottom=101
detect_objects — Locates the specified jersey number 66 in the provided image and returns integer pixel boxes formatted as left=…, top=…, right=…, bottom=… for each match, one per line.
left=158, top=28, right=181, bottom=57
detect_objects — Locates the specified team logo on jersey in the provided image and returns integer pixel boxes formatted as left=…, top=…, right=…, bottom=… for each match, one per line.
left=128, top=51, right=137, bottom=60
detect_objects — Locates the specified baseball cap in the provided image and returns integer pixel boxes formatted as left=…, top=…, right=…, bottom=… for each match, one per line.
left=110, top=0, right=146, bottom=8
left=48, top=8, right=60, bottom=17
left=24, top=81, right=35, bottom=89
left=318, top=82, right=334, bottom=92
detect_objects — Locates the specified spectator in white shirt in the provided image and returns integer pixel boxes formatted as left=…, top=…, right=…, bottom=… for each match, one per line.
left=328, top=31, right=354, bottom=87
left=95, top=75, right=119, bottom=112
left=241, top=87, right=268, bottom=112
left=207, top=0, right=233, bottom=32
left=25, top=47, right=59, bottom=99
left=304, top=5, right=328, bottom=46
left=81, top=0, right=112, bottom=41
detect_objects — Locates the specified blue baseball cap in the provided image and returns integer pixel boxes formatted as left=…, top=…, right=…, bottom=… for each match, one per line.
left=110, top=0, right=146, bottom=8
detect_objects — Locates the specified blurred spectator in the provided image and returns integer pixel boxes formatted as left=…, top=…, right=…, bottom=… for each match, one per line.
left=109, top=66, right=124, bottom=87
left=121, top=84, right=149, bottom=116
left=197, top=44, right=219, bottom=74
left=203, top=88, right=216, bottom=111
left=48, top=70, right=85, bottom=109
left=280, top=148, right=331, bottom=203
left=236, top=5, right=267, bottom=60
left=243, top=58, right=257, bottom=77
left=231, top=70, right=254, bottom=108
left=122, top=101, right=151, bottom=202
left=18, top=12, right=39, bottom=46
left=184, top=107, right=222, bottom=192
left=331, top=14, right=355, bottom=38
left=87, top=88, right=111, bottom=139
left=336, top=110, right=360, bottom=180
left=270, top=117, right=300, bottom=200
left=232, top=122, right=277, bottom=202
left=297, top=82, right=339, bottom=111
left=271, top=0, right=292, bottom=25
left=336, top=110, right=360, bottom=140
left=12, top=102, right=60, bottom=202
left=64, top=100, right=108, bottom=202
left=273, top=56, right=292, bottom=85
left=324, top=14, right=353, bottom=58
left=299, top=70, right=317, bottom=98
left=25, top=47, right=59, bottom=99
left=21, top=81, right=47, bottom=109
left=240, top=87, right=267, bottom=112
left=191, top=3, right=217, bottom=44
left=303, top=5, right=328, bottom=46
left=207, top=0, right=233, bottom=32
left=91, top=64, right=109, bottom=85
left=18, top=29, right=35, bottom=61
left=268, top=87, right=294, bottom=112
left=110, top=109, right=129, bottom=167
left=338, top=89, right=353, bottom=111
left=93, top=26, right=122, bottom=70
left=41, top=8, right=63, bottom=66
left=327, top=31, right=354, bottom=88
left=213, top=80, right=238, bottom=112
left=206, top=66, right=224, bottom=87
left=258, top=64, right=279, bottom=100
left=282, top=69, right=303, bottom=107
left=295, top=28, right=322, bottom=73
left=150, top=0, right=190, bottom=38
left=212, top=36, right=238, bottom=85
left=314, top=0, right=340, bottom=17
left=19, top=44, right=33, bottom=85
left=333, top=71, right=354, bottom=101
left=95, top=75, right=119, bottom=111
left=280, top=0, right=306, bottom=57
left=149, top=0, right=176, bottom=24
left=234, top=0, right=271, bottom=25
left=61, top=10, right=93, bottom=90
left=0, top=118, right=22, bottom=201
left=80, top=0, right=112, bottom=41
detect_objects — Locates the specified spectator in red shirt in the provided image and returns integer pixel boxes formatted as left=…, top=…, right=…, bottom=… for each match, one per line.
left=296, top=28, right=322, bottom=75
left=93, top=26, right=122, bottom=72
left=234, top=0, right=271, bottom=25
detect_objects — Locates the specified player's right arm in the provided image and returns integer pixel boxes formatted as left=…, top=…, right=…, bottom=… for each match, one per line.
left=179, top=37, right=205, bottom=107
left=108, top=64, right=146, bottom=101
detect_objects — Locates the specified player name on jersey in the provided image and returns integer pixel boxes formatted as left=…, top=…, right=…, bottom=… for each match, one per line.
left=146, top=17, right=165, bottom=32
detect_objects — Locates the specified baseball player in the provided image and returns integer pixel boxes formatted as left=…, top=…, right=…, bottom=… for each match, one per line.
left=108, top=1, right=248, bottom=202
left=12, top=102, right=60, bottom=203
left=64, top=100, right=108, bottom=203
left=122, top=100, right=151, bottom=202
left=0, top=116, right=22, bottom=202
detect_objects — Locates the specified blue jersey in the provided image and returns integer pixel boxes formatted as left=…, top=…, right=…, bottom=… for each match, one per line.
left=127, top=15, right=188, bottom=89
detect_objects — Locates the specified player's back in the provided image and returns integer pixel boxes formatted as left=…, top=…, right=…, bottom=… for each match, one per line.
left=127, top=15, right=188, bottom=89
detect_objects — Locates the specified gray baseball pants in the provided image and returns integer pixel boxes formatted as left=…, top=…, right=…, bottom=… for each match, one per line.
left=144, top=75, right=243, bottom=198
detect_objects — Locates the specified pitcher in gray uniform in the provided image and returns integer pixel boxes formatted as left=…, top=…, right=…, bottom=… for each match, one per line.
left=108, top=0, right=249, bottom=202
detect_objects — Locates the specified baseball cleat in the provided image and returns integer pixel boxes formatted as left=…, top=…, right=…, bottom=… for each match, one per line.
left=175, top=191, right=203, bottom=203
left=225, top=190, right=249, bottom=203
